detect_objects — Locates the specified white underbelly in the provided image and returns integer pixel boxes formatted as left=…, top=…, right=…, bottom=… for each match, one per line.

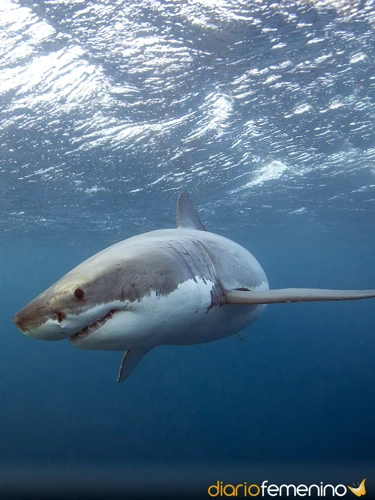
left=164, top=302, right=266, bottom=345
left=75, top=277, right=214, bottom=350
left=74, top=277, right=268, bottom=351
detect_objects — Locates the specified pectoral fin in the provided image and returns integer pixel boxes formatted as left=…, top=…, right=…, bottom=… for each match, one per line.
left=117, top=347, right=151, bottom=383
left=224, top=288, right=375, bottom=305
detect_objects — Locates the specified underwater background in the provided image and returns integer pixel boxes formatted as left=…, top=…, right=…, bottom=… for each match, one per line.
left=1, top=0, right=375, bottom=497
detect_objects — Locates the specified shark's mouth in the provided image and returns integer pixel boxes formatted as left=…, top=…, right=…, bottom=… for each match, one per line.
left=69, top=309, right=116, bottom=344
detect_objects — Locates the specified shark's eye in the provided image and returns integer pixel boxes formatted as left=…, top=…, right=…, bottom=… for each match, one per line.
left=74, top=288, right=85, bottom=300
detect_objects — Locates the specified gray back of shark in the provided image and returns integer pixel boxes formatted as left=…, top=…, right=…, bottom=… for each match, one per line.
left=13, top=192, right=375, bottom=383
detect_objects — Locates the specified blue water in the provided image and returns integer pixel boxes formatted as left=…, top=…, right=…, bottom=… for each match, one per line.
left=1, top=0, right=375, bottom=496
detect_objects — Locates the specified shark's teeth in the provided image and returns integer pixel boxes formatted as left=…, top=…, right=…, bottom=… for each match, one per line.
left=69, top=310, right=116, bottom=343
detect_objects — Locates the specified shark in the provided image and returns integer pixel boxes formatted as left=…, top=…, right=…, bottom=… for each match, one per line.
left=13, top=192, right=375, bottom=383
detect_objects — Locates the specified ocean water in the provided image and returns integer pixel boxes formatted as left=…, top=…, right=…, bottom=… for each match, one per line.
left=1, top=0, right=375, bottom=497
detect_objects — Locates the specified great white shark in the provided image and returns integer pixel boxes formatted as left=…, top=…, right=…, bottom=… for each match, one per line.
left=13, top=192, right=375, bottom=383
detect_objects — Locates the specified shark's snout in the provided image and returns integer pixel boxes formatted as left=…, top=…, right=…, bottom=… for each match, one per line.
left=13, top=303, right=45, bottom=334
left=13, top=311, right=26, bottom=332
left=13, top=301, right=65, bottom=340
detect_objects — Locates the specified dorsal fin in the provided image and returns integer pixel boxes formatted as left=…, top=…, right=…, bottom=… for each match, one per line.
left=176, top=192, right=206, bottom=231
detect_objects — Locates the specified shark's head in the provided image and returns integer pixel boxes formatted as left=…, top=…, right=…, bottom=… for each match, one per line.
left=12, top=238, right=188, bottom=350
left=12, top=253, right=131, bottom=345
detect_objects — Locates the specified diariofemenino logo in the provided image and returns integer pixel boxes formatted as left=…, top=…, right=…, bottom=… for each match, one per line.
left=207, top=478, right=366, bottom=497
